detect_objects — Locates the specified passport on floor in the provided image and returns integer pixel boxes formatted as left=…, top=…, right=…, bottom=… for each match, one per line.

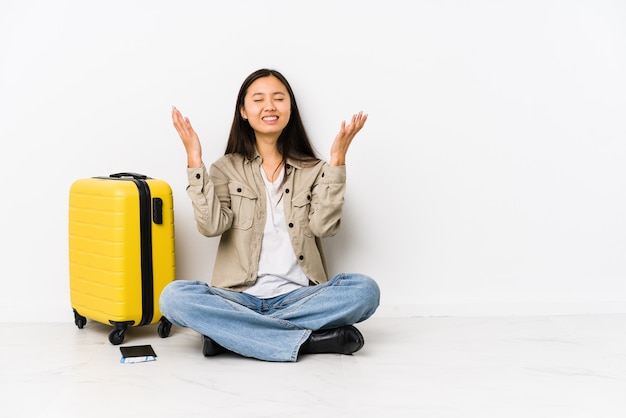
left=120, top=345, right=157, bottom=364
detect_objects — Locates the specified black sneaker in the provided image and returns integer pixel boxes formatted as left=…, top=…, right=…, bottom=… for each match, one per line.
left=299, top=325, right=364, bottom=355
left=202, top=335, right=227, bottom=357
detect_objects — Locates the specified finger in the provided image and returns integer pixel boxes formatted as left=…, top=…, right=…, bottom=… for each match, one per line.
left=347, top=113, right=358, bottom=128
left=172, top=112, right=184, bottom=133
left=345, top=114, right=360, bottom=134
left=339, top=120, right=346, bottom=134
left=172, top=107, right=193, bottom=137
left=354, top=111, right=365, bottom=125
left=351, top=112, right=367, bottom=131
left=172, top=106, right=184, bottom=126
left=346, top=112, right=363, bottom=128
left=172, top=106, right=183, bottom=121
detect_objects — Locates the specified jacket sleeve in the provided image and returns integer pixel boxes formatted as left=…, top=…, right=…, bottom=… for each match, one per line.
left=308, top=164, right=346, bottom=238
left=186, top=163, right=233, bottom=237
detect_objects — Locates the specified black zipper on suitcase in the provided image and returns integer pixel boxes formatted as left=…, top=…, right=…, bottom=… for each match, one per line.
left=107, top=173, right=155, bottom=326
left=135, top=178, right=155, bottom=326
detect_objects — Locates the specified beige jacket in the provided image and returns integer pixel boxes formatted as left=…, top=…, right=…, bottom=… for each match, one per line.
left=186, top=152, right=346, bottom=291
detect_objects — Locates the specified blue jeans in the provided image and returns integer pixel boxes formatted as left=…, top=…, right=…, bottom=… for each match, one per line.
left=159, top=273, right=380, bottom=362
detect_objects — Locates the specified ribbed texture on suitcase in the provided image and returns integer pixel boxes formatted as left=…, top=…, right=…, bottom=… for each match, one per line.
left=69, top=177, right=175, bottom=326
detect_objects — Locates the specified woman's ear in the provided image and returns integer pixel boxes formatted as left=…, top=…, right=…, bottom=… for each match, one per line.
left=240, top=107, right=248, bottom=121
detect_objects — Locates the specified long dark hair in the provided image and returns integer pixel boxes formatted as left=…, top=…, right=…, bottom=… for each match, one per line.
left=225, top=69, right=319, bottom=164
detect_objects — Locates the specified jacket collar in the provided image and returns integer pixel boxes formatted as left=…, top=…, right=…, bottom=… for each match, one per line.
left=247, top=148, right=304, bottom=170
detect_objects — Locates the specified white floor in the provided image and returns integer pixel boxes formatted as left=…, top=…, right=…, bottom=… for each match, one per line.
left=2, top=314, right=626, bottom=418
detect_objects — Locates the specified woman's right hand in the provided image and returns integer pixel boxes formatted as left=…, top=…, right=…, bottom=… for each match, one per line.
left=172, top=106, right=203, bottom=168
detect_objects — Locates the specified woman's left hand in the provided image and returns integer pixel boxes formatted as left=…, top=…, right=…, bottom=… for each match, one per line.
left=329, top=111, right=368, bottom=166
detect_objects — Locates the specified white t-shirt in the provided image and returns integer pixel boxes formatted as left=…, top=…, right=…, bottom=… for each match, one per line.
left=243, top=167, right=309, bottom=298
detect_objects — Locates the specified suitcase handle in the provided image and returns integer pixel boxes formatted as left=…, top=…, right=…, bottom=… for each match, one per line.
left=108, top=173, right=164, bottom=224
left=110, top=172, right=148, bottom=180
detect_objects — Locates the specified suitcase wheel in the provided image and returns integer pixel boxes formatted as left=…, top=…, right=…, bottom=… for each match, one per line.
left=108, top=321, right=133, bottom=345
left=158, top=317, right=172, bottom=338
left=109, top=327, right=126, bottom=345
left=73, top=309, right=87, bottom=329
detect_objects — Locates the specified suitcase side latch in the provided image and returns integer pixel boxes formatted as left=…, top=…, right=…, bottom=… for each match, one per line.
left=152, top=198, right=163, bottom=224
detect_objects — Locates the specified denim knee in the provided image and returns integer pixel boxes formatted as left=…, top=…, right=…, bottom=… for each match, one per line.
left=159, top=280, right=193, bottom=318
left=358, top=275, right=381, bottom=313
left=337, top=273, right=381, bottom=319
left=345, top=273, right=379, bottom=299
left=158, top=281, right=176, bottom=317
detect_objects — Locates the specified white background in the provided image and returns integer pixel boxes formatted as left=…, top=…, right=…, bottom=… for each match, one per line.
left=1, top=0, right=625, bottom=322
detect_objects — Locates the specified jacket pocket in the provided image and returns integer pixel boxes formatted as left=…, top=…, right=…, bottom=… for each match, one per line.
left=228, top=182, right=257, bottom=230
left=292, top=189, right=313, bottom=237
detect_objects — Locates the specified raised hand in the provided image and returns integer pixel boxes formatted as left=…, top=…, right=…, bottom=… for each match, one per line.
left=172, top=106, right=203, bottom=168
left=329, top=111, right=368, bottom=166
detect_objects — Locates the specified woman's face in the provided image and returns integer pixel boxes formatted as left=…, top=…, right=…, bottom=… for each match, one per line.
left=240, top=75, right=291, bottom=140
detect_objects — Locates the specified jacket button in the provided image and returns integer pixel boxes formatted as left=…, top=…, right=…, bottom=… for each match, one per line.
left=299, top=255, right=304, bottom=260
left=307, top=194, right=311, bottom=200
left=285, top=188, right=290, bottom=194
left=288, top=222, right=294, bottom=228
left=237, top=188, right=242, bottom=192
left=321, top=172, right=325, bottom=177
left=195, top=173, right=201, bottom=179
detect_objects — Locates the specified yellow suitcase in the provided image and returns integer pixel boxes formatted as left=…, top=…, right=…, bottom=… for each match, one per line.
left=69, top=173, right=175, bottom=344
